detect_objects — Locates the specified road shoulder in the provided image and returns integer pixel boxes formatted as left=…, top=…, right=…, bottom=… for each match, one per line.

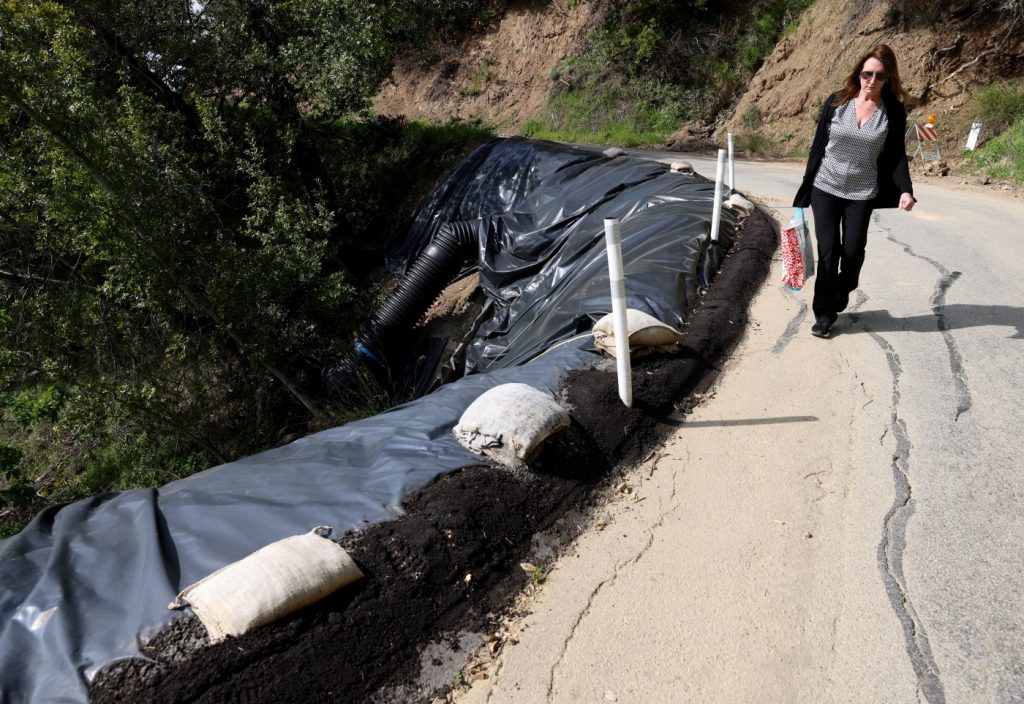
left=457, top=241, right=919, bottom=704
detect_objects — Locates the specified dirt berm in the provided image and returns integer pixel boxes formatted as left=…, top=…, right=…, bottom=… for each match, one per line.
left=90, top=207, right=777, bottom=704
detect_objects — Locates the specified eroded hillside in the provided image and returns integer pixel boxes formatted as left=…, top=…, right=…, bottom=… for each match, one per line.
left=374, top=0, right=605, bottom=131
left=723, top=1, right=1024, bottom=154
left=376, top=0, right=1024, bottom=156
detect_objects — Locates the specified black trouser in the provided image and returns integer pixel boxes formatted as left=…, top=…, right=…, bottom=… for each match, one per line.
left=809, top=186, right=874, bottom=320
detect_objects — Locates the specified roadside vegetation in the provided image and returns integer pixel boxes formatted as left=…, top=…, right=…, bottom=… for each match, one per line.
left=0, top=0, right=494, bottom=537
left=522, top=0, right=814, bottom=145
left=964, top=81, right=1024, bottom=182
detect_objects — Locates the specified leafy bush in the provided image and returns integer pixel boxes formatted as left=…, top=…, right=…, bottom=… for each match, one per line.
left=10, top=386, right=63, bottom=425
left=967, top=119, right=1024, bottom=181
left=524, top=0, right=814, bottom=144
left=735, top=131, right=772, bottom=154
left=521, top=119, right=543, bottom=137
left=0, top=441, right=22, bottom=481
left=974, top=82, right=1024, bottom=135
left=742, top=105, right=763, bottom=129
left=521, top=43, right=700, bottom=145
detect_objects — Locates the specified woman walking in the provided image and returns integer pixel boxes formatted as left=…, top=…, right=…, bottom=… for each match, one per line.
left=793, top=43, right=916, bottom=338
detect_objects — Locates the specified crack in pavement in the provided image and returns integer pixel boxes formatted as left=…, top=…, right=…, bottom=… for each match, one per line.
left=545, top=533, right=657, bottom=702
left=546, top=453, right=680, bottom=702
left=772, top=286, right=808, bottom=354
left=861, top=326, right=947, bottom=704
left=882, top=225, right=972, bottom=421
left=487, top=450, right=672, bottom=704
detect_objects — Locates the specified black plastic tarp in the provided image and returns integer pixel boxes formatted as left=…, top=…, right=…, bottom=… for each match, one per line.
left=467, top=165, right=734, bottom=372
left=390, top=138, right=735, bottom=380
left=0, top=346, right=592, bottom=703
left=0, top=139, right=736, bottom=703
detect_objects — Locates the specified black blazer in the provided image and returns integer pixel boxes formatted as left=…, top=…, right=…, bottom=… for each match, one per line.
left=793, top=90, right=915, bottom=208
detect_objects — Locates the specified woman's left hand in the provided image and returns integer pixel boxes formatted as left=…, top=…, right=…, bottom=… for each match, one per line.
left=899, top=193, right=916, bottom=211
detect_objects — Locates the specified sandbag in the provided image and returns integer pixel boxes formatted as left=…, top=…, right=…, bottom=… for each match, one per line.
left=726, top=193, right=755, bottom=215
left=170, top=527, right=363, bottom=643
left=592, top=309, right=682, bottom=358
left=453, top=383, right=570, bottom=467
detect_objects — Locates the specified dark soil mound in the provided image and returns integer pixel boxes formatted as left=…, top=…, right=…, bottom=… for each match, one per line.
left=90, top=208, right=775, bottom=704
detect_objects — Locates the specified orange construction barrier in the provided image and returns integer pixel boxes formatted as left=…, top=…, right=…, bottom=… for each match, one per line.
left=907, top=121, right=942, bottom=162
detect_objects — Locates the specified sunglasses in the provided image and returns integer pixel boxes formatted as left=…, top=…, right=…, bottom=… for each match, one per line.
left=860, top=70, right=888, bottom=82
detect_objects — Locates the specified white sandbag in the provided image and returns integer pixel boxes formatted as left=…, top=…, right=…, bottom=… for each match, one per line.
left=453, top=383, right=570, bottom=467
left=170, top=526, right=363, bottom=643
left=592, top=309, right=682, bottom=358
left=726, top=193, right=755, bottom=215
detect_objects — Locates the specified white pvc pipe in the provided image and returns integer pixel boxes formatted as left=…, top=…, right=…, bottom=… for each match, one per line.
left=603, top=218, right=632, bottom=408
left=711, top=148, right=725, bottom=243
left=727, top=133, right=735, bottom=193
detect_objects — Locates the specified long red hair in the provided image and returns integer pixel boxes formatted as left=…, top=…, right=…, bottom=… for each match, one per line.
left=833, top=44, right=908, bottom=106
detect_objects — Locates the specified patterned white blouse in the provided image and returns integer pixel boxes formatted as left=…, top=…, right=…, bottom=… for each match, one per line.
left=813, top=98, right=889, bottom=201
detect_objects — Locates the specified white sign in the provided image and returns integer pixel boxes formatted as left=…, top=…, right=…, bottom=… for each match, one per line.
left=966, top=120, right=983, bottom=151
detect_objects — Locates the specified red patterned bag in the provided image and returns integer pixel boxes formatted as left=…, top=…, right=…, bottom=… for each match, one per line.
left=780, top=208, right=814, bottom=290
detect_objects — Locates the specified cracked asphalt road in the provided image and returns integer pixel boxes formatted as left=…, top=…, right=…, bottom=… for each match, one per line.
left=456, top=157, right=1024, bottom=703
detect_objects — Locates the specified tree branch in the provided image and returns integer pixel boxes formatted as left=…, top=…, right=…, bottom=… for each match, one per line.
left=0, top=267, right=96, bottom=290
left=928, top=17, right=1021, bottom=90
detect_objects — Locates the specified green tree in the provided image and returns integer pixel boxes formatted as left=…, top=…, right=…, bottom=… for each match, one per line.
left=0, top=0, right=495, bottom=526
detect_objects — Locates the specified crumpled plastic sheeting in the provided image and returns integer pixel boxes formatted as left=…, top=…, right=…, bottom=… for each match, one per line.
left=0, top=344, right=593, bottom=703
left=468, top=187, right=736, bottom=372
left=386, top=138, right=591, bottom=275
left=389, top=138, right=736, bottom=379
left=0, top=138, right=737, bottom=703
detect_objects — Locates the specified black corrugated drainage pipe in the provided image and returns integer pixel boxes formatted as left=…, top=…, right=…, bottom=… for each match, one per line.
left=323, top=221, right=479, bottom=398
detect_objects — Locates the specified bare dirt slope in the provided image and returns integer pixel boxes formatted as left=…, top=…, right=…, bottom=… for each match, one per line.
left=376, top=0, right=1022, bottom=154
left=722, top=1, right=1024, bottom=153
left=373, top=0, right=606, bottom=131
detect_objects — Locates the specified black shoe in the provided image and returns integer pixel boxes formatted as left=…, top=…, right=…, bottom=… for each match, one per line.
left=811, top=317, right=834, bottom=338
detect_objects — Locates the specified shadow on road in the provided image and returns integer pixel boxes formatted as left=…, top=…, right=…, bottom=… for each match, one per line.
left=663, top=415, right=818, bottom=428
left=847, top=304, right=1024, bottom=339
